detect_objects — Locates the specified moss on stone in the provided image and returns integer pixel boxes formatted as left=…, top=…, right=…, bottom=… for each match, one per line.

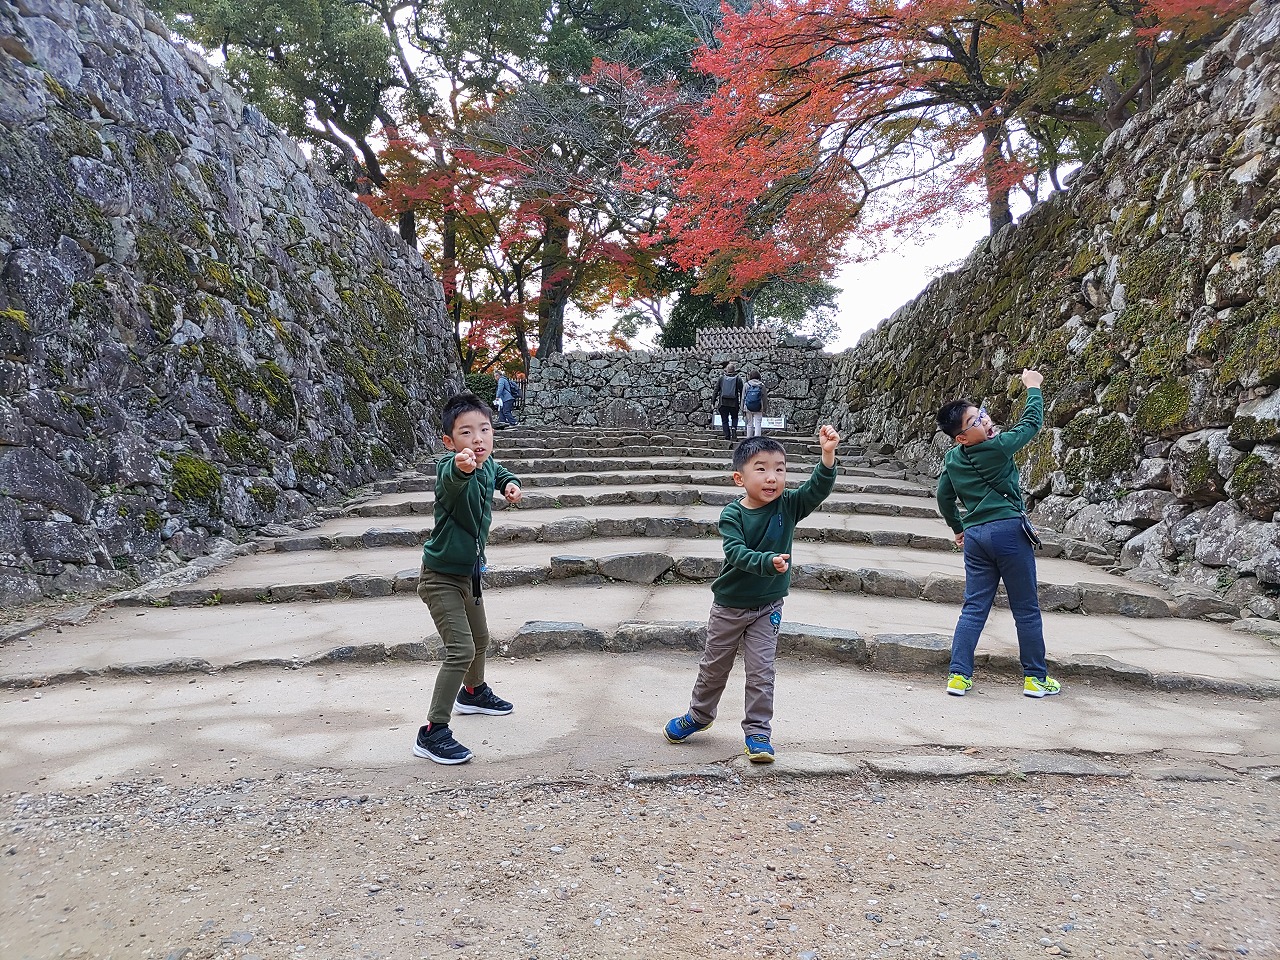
left=139, top=285, right=178, bottom=340
left=219, top=428, right=270, bottom=466
left=199, top=258, right=243, bottom=296
left=292, top=447, right=323, bottom=478
left=245, top=282, right=270, bottom=308
left=1228, top=415, right=1278, bottom=447
left=1185, top=443, right=1214, bottom=491
left=0, top=308, right=29, bottom=331
left=1228, top=453, right=1266, bottom=497
left=171, top=453, right=221, bottom=507
left=379, top=401, right=416, bottom=453
left=247, top=483, right=279, bottom=511
left=143, top=509, right=163, bottom=533
left=71, top=197, right=114, bottom=256
left=136, top=227, right=191, bottom=286
left=1016, top=430, right=1056, bottom=491
left=1133, top=378, right=1190, bottom=433
left=1062, top=413, right=1136, bottom=483
left=1218, top=304, right=1280, bottom=388
left=1100, top=371, right=1132, bottom=410
left=49, top=107, right=103, bottom=159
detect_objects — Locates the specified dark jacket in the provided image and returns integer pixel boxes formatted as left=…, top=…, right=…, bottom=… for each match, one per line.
left=716, top=373, right=744, bottom=409
left=422, top=454, right=520, bottom=575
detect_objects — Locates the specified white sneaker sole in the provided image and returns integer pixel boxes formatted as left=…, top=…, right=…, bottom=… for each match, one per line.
left=946, top=687, right=968, bottom=696
left=453, top=702, right=513, bottom=716
left=412, top=743, right=473, bottom=764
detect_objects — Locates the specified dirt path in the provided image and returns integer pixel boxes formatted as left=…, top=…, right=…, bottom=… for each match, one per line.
left=4, top=769, right=1276, bottom=960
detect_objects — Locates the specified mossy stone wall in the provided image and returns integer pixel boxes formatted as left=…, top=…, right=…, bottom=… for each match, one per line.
left=821, top=4, right=1280, bottom=612
left=0, top=0, right=459, bottom=606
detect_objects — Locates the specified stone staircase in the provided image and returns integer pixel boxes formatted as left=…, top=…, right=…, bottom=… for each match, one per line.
left=4, top=429, right=1276, bottom=699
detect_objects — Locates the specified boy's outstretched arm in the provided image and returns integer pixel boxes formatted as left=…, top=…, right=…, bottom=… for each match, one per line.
left=993, top=370, right=1044, bottom=456
left=792, top=426, right=839, bottom=518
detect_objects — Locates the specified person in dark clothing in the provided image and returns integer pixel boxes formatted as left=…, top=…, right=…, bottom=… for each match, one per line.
left=715, top=362, right=745, bottom=441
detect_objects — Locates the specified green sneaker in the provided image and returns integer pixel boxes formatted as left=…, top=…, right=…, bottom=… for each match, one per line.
left=1023, top=676, right=1062, bottom=698
left=946, top=674, right=973, bottom=696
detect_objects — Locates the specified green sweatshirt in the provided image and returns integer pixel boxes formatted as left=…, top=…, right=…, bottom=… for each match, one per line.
left=936, top=387, right=1043, bottom=534
left=421, top=454, right=520, bottom=575
left=712, top=461, right=837, bottom=608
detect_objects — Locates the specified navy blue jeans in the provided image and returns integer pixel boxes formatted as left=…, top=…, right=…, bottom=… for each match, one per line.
left=949, top=517, right=1048, bottom=681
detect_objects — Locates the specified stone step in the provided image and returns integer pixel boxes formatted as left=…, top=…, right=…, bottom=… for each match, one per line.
left=6, top=584, right=1275, bottom=695
left=485, top=443, right=895, bottom=470
left=364, top=470, right=934, bottom=499
left=154, top=538, right=1223, bottom=622
left=347, top=486, right=942, bottom=520
left=261, top=504, right=1114, bottom=565
left=432, top=455, right=881, bottom=478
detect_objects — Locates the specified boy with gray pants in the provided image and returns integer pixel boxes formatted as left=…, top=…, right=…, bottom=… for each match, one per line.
left=664, top=427, right=840, bottom=762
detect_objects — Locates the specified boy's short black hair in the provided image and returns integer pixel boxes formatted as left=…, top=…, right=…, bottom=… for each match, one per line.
left=732, top=436, right=786, bottom=472
left=936, top=399, right=974, bottom=438
left=442, top=392, right=494, bottom=434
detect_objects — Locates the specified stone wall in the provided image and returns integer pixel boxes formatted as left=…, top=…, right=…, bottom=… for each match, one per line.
left=0, top=0, right=460, bottom=605
left=820, top=0, right=1280, bottom=618
left=525, top=342, right=832, bottom=432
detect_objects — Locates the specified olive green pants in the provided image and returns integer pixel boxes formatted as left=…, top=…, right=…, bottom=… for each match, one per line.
left=417, top=566, right=489, bottom=726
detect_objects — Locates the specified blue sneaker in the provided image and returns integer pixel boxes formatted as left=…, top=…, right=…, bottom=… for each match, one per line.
left=744, top=734, right=775, bottom=764
left=664, top=712, right=712, bottom=743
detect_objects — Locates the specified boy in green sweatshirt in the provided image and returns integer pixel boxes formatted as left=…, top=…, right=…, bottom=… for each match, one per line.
left=663, top=426, right=840, bottom=763
left=935, top=369, right=1061, bottom=700
left=413, top=393, right=522, bottom=765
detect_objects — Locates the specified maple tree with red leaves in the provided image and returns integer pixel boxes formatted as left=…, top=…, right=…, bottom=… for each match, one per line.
left=641, top=0, right=1248, bottom=307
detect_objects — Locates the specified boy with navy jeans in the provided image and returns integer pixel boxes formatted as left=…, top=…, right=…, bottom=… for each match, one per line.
left=935, top=369, right=1061, bottom=699
left=664, top=426, right=840, bottom=762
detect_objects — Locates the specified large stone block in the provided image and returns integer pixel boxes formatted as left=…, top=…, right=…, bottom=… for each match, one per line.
left=0, top=448, right=92, bottom=522
left=597, top=552, right=673, bottom=584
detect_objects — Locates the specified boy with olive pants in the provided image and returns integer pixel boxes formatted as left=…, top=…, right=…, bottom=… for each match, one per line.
left=413, top=393, right=522, bottom=765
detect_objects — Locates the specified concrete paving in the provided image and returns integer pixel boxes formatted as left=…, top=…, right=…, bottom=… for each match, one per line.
left=2, top=653, right=1276, bottom=793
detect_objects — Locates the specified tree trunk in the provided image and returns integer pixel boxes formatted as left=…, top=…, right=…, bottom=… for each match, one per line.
left=535, top=205, right=573, bottom=358
left=399, top=210, right=416, bottom=248
left=980, top=124, right=1013, bottom=233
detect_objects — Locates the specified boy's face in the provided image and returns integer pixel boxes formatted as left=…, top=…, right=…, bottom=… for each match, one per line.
left=442, top=410, right=494, bottom=464
left=954, top=405, right=997, bottom=447
left=734, top=450, right=788, bottom=507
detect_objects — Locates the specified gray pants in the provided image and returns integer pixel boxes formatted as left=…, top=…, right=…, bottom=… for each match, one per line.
left=417, top=566, right=489, bottom=726
left=687, top=598, right=784, bottom=738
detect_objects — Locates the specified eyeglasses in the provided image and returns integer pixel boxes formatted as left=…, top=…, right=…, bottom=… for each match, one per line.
left=962, top=406, right=988, bottom=433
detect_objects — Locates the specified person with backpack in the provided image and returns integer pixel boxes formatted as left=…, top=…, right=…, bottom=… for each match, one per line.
left=716, top=362, right=745, bottom=442
left=742, top=371, right=768, bottom=438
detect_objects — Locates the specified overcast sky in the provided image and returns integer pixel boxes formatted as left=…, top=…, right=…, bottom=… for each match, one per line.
left=828, top=214, right=991, bottom=351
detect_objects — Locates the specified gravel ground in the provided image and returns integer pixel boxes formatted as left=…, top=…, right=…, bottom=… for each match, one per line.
left=3, top=769, right=1277, bottom=960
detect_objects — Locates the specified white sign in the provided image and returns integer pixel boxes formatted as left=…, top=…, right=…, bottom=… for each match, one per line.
left=713, top=414, right=786, bottom=429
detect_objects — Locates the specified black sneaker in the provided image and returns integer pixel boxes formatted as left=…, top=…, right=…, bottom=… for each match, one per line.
left=453, top=682, right=514, bottom=716
left=413, top=724, right=473, bottom=764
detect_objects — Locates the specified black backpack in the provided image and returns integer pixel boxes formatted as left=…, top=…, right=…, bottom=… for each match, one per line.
left=719, top=375, right=739, bottom=403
